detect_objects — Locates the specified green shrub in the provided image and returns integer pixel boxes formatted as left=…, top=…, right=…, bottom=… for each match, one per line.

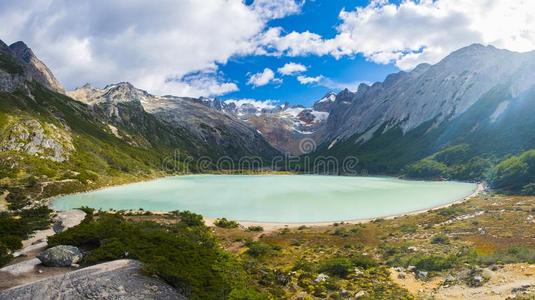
left=490, top=156, right=529, bottom=192
left=431, top=234, right=450, bottom=245
left=350, top=254, right=378, bottom=269
left=170, top=210, right=204, bottom=227
left=400, top=224, right=417, bottom=234
left=477, top=246, right=535, bottom=265
left=245, top=241, right=278, bottom=257
left=521, top=183, right=535, bottom=195
left=433, top=144, right=470, bottom=165
left=318, top=258, right=353, bottom=278
left=214, top=218, right=239, bottom=229
left=410, top=255, right=456, bottom=271
left=48, top=213, right=253, bottom=300
left=245, top=226, right=264, bottom=232
left=406, top=159, right=449, bottom=179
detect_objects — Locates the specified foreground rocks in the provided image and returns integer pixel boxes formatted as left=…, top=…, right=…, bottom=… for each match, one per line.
left=37, top=245, right=82, bottom=267
left=0, top=259, right=185, bottom=300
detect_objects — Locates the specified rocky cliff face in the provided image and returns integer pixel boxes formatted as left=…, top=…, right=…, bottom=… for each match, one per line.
left=325, top=44, right=535, bottom=143
left=7, top=41, right=64, bottom=93
left=315, top=44, right=535, bottom=173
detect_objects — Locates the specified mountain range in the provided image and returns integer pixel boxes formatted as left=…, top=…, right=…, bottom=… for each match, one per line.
left=2, top=40, right=535, bottom=186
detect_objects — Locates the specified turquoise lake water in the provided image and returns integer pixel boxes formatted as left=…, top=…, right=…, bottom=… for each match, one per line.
left=51, top=175, right=477, bottom=223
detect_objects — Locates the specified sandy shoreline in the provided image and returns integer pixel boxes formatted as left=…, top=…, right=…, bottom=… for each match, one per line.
left=204, top=182, right=485, bottom=231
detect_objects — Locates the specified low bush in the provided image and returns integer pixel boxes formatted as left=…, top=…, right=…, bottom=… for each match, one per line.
left=48, top=213, right=259, bottom=299
left=170, top=210, right=204, bottom=227
left=214, top=217, right=240, bottom=229
left=318, top=257, right=353, bottom=278
left=410, top=255, right=456, bottom=272
left=477, top=246, right=535, bottom=265
left=245, top=226, right=264, bottom=232
left=245, top=241, right=279, bottom=257
left=431, top=234, right=450, bottom=245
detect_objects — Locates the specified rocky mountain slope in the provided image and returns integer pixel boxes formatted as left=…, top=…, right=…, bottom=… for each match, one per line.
left=0, top=39, right=278, bottom=194
left=202, top=94, right=335, bottom=154
left=0, top=41, right=64, bottom=93
left=312, top=44, right=535, bottom=174
left=68, top=83, right=279, bottom=161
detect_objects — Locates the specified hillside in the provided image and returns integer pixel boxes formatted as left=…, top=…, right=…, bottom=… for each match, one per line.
left=0, top=40, right=279, bottom=199
left=310, top=44, right=535, bottom=180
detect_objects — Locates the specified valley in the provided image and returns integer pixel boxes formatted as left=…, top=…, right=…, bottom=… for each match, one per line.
left=1, top=37, right=535, bottom=300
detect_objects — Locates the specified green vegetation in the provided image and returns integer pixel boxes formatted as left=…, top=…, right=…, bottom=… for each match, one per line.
left=0, top=206, right=52, bottom=266
left=214, top=218, right=240, bottom=229
left=318, top=255, right=378, bottom=278
left=47, top=212, right=264, bottom=300
left=431, top=233, right=450, bottom=245
left=169, top=210, right=205, bottom=227
left=489, top=149, right=535, bottom=194
left=476, top=246, right=535, bottom=265
left=245, top=225, right=264, bottom=232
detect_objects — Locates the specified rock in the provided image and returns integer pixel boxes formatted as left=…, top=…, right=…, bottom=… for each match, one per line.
left=0, top=258, right=41, bottom=276
left=407, top=265, right=416, bottom=271
left=416, top=270, right=428, bottom=280
left=512, top=284, right=532, bottom=294
left=354, top=290, right=367, bottom=298
left=0, top=119, right=74, bottom=162
left=52, top=220, right=64, bottom=233
left=0, top=260, right=185, bottom=300
left=444, top=274, right=456, bottom=283
left=314, top=273, right=329, bottom=283
left=37, top=245, right=82, bottom=267
left=397, top=272, right=406, bottom=279
left=274, top=270, right=289, bottom=286
left=354, top=267, right=364, bottom=276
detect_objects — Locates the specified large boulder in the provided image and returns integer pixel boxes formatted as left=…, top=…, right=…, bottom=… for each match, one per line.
left=37, top=245, right=82, bottom=267
left=0, top=260, right=185, bottom=300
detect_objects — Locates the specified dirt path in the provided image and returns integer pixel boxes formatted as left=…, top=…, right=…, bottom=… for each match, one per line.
left=391, top=264, right=535, bottom=299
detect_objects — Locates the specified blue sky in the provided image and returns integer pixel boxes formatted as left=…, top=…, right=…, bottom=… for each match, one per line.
left=2, top=0, right=534, bottom=106
left=220, top=0, right=399, bottom=105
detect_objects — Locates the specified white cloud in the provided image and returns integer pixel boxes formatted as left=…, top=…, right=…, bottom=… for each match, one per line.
left=258, top=0, right=535, bottom=70
left=252, top=0, right=304, bottom=20
left=159, top=70, right=238, bottom=97
left=247, top=68, right=282, bottom=87
left=0, top=0, right=302, bottom=96
left=278, top=62, right=307, bottom=75
left=297, top=75, right=323, bottom=84
left=224, top=98, right=279, bottom=110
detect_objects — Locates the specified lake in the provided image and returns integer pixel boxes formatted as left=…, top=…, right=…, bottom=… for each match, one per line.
left=51, top=175, right=477, bottom=223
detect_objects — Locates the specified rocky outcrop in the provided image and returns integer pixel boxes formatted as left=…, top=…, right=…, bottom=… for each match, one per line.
left=312, top=92, right=336, bottom=112
left=8, top=41, right=64, bottom=93
left=0, top=119, right=74, bottom=162
left=0, top=260, right=185, bottom=300
left=37, top=245, right=83, bottom=267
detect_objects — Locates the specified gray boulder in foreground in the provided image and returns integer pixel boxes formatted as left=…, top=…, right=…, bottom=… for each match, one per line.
left=0, top=259, right=185, bottom=300
left=37, top=245, right=82, bottom=267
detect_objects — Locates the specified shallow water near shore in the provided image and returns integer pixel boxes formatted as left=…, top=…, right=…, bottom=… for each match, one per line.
left=51, top=175, right=477, bottom=223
